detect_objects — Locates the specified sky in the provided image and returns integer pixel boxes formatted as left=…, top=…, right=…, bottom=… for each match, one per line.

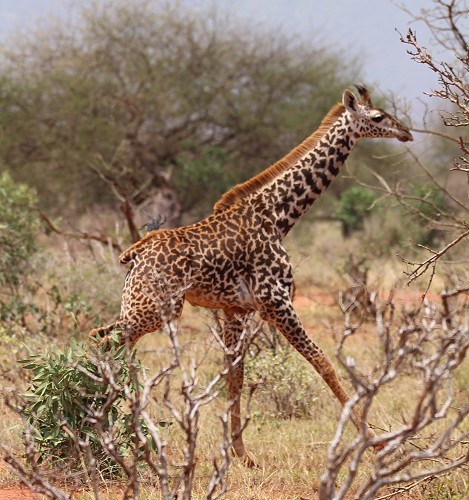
left=228, top=0, right=435, bottom=104
left=0, top=0, right=461, bottom=121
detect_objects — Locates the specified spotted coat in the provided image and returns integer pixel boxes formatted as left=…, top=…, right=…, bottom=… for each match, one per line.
left=90, top=86, right=413, bottom=463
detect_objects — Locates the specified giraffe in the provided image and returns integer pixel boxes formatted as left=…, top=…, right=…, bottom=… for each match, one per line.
left=90, top=85, right=413, bottom=464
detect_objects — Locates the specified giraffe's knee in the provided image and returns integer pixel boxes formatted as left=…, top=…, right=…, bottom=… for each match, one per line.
left=225, top=353, right=245, bottom=399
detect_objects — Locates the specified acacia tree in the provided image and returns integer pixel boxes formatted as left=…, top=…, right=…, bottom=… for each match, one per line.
left=0, top=0, right=369, bottom=241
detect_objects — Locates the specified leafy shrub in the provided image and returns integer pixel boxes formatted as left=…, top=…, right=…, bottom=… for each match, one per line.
left=245, top=344, right=319, bottom=419
left=335, top=186, right=376, bottom=237
left=0, top=171, right=39, bottom=289
left=19, top=334, right=149, bottom=475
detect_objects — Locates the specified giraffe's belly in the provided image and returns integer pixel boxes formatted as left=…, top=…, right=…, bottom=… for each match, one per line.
left=185, top=276, right=257, bottom=313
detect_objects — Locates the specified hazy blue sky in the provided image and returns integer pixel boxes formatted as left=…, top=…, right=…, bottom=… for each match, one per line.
left=0, top=0, right=459, bottom=119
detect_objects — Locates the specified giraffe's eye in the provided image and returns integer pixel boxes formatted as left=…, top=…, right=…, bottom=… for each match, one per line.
left=371, top=114, right=385, bottom=123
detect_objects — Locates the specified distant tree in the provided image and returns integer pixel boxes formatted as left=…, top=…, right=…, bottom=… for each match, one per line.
left=0, top=172, right=39, bottom=291
left=0, top=0, right=380, bottom=241
left=335, top=186, right=376, bottom=237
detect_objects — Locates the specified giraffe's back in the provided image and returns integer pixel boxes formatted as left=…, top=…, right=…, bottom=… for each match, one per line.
left=119, top=205, right=281, bottom=316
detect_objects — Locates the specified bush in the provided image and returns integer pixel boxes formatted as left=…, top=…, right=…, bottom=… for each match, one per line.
left=245, top=344, right=319, bottom=419
left=358, top=182, right=450, bottom=257
left=0, top=171, right=39, bottom=289
left=335, top=186, right=376, bottom=237
left=408, top=183, right=448, bottom=246
left=19, top=334, right=150, bottom=476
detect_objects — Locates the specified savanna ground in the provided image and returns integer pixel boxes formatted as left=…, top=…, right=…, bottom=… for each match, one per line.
left=0, top=220, right=467, bottom=499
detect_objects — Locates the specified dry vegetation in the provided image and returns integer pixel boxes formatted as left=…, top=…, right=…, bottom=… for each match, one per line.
left=0, top=1, right=468, bottom=498
left=0, top=220, right=467, bottom=499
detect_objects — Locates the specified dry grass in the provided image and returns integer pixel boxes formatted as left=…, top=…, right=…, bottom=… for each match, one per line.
left=3, top=305, right=465, bottom=498
left=0, top=226, right=468, bottom=499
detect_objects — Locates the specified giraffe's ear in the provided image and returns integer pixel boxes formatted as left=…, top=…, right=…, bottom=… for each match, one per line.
left=343, top=89, right=358, bottom=113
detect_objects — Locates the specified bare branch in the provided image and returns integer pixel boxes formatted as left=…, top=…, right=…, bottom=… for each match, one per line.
left=401, top=229, right=469, bottom=283
left=36, top=207, right=123, bottom=253
left=320, top=286, right=469, bottom=499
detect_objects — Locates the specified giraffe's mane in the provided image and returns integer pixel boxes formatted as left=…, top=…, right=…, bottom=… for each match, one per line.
left=213, top=102, right=346, bottom=213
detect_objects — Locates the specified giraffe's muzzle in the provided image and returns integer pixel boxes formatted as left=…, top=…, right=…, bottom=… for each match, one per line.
left=397, top=128, right=414, bottom=142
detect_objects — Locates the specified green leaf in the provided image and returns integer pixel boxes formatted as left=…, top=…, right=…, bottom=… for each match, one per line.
left=158, top=420, right=173, bottom=428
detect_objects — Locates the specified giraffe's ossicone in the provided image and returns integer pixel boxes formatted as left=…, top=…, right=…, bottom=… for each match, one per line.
left=90, top=86, right=413, bottom=464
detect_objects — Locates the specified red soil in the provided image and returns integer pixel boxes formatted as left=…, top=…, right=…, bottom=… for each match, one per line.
left=293, top=289, right=441, bottom=309
left=0, top=488, right=39, bottom=499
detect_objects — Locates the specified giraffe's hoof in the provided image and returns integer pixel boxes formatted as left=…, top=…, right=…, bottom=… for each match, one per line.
left=232, top=445, right=259, bottom=468
left=89, top=327, right=107, bottom=344
left=88, top=331, right=113, bottom=352
left=241, top=454, right=259, bottom=469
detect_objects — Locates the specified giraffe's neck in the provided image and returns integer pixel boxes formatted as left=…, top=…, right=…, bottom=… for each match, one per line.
left=252, top=112, right=356, bottom=239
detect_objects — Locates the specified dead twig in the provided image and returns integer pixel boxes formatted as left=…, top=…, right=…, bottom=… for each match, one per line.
left=36, top=207, right=123, bottom=253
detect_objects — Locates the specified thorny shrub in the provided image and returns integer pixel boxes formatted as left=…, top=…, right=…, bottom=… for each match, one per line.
left=320, top=285, right=469, bottom=500
left=245, top=342, right=319, bottom=419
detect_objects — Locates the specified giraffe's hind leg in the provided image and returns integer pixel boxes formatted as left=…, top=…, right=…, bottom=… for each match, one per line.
left=89, top=293, right=183, bottom=349
left=89, top=321, right=122, bottom=346
left=223, top=312, right=256, bottom=467
left=90, top=259, right=188, bottom=349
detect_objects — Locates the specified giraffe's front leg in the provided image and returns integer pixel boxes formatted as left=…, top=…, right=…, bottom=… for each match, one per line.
left=259, top=293, right=370, bottom=435
left=223, top=312, right=257, bottom=467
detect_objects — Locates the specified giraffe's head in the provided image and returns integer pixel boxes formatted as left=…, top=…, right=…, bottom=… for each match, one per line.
left=342, top=85, right=413, bottom=142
